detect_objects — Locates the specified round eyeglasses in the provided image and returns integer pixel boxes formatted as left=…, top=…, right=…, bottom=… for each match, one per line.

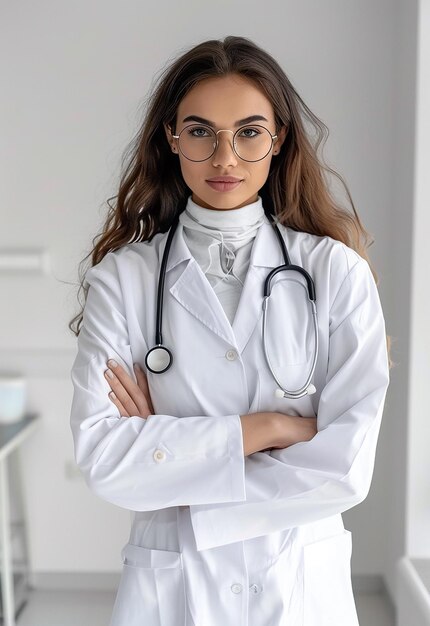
left=171, top=124, right=278, bottom=162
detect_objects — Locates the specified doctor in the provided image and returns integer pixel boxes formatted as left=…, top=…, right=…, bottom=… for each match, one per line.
left=70, top=36, right=390, bottom=626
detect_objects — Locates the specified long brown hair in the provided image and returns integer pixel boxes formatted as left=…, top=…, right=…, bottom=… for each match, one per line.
left=68, top=35, right=392, bottom=365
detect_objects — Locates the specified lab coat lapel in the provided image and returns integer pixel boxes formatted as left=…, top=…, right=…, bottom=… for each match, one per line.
left=167, top=223, right=238, bottom=347
left=232, top=218, right=284, bottom=354
left=166, top=216, right=284, bottom=353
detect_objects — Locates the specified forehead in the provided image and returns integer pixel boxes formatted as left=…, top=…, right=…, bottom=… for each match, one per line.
left=177, top=74, right=275, bottom=123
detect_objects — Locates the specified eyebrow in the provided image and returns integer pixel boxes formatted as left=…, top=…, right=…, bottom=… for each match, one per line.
left=181, top=114, right=269, bottom=127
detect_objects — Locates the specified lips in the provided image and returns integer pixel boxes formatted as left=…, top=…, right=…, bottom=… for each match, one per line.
left=206, top=176, right=244, bottom=192
left=206, top=177, right=243, bottom=183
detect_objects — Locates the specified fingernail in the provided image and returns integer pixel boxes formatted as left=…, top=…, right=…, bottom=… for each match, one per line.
left=133, top=363, right=141, bottom=371
left=108, top=359, right=118, bottom=368
left=104, top=369, right=114, bottom=379
left=109, top=391, right=116, bottom=399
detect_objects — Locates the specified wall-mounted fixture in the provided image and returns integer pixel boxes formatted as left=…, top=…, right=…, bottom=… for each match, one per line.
left=0, top=250, right=50, bottom=275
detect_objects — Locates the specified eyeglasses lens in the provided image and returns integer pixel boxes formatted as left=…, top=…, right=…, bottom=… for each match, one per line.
left=178, top=125, right=274, bottom=162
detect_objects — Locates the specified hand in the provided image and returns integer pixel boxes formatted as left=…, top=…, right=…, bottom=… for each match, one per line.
left=104, top=359, right=154, bottom=418
left=239, top=412, right=318, bottom=456
left=271, top=413, right=317, bottom=449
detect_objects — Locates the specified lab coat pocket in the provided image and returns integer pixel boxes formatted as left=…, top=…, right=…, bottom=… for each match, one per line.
left=109, top=543, right=186, bottom=626
left=303, top=530, right=359, bottom=626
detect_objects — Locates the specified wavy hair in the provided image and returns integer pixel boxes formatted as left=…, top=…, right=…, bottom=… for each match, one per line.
left=68, top=35, right=392, bottom=366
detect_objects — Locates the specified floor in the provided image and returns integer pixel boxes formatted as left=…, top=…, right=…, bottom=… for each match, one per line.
left=14, top=588, right=396, bottom=625
left=355, top=592, right=396, bottom=626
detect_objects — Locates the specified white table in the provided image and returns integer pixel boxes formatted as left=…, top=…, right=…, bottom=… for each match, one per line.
left=0, top=413, right=41, bottom=626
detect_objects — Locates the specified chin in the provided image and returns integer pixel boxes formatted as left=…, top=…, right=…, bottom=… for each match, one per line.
left=197, top=190, right=258, bottom=209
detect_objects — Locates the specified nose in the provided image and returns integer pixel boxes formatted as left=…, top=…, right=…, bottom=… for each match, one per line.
left=211, top=129, right=238, bottom=167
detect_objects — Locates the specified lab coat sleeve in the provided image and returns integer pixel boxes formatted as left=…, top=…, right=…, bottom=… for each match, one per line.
left=70, top=253, right=246, bottom=511
left=189, top=257, right=390, bottom=550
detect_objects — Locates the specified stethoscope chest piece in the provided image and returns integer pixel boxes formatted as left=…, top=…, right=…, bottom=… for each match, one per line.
left=145, top=345, right=173, bottom=374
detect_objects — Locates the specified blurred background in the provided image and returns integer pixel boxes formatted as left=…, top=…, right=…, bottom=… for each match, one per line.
left=0, top=0, right=429, bottom=624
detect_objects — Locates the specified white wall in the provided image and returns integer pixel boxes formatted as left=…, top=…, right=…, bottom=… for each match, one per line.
left=1, top=0, right=401, bottom=584
left=382, top=0, right=420, bottom=600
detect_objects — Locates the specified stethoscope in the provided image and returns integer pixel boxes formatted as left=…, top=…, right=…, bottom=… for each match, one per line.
left=145, top=211, right=319, bottom=399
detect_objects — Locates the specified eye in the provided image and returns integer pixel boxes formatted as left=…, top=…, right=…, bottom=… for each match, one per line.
left=239, top=127, right=260, bottom=138
left=187, top=126, right=212, bottom=138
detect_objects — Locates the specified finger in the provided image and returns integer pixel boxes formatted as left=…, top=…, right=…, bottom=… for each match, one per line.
left=105, top=366, right=141, bottom=416
left=108, top=391, right=130, bottom=418
left=133, top=364, right=155, bottom=414
left=105, top=361, right=150, bottom=417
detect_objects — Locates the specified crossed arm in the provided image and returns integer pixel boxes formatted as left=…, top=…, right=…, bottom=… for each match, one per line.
left=102, top=358, right=318, bottom=455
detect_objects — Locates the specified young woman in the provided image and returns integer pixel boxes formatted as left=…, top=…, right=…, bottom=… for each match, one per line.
left=70, top=36, right=391, bottom=626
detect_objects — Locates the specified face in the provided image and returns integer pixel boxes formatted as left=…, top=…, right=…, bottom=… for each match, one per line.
left=164, top=74, right=287, bottom=211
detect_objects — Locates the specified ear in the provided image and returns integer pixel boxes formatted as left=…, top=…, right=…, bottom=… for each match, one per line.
left=164, top=123, right=177, bottom=153
left=273, top=124, right=288, bottom=155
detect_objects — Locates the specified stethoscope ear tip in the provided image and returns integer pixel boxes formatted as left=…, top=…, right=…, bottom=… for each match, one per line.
left=274, top=383, right=317, bottom=399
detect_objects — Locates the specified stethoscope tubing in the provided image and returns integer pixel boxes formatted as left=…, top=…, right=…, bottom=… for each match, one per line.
left=262, top=295, right=319, bottom=398
left=155, top=214, right=180, bottom=346
left=145, top=210, right=319, bottom=399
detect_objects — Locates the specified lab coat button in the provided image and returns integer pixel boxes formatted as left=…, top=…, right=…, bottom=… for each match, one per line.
left=249, top=583, right=262, bottom=594
left=225, top=349, right=238, bottom=361
left=231, top=583, right=243, bottom=594
left=153, top=449, right=166, bottom=463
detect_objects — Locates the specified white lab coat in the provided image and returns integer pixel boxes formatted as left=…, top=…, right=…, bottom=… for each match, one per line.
left=70, top=213, right=390, bottom=626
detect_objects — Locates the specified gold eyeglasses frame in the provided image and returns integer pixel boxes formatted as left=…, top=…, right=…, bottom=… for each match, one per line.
left=170, top=124, right=279, bottom=163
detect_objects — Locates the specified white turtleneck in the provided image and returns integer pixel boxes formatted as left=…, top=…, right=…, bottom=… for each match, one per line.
left=179, top=195, right=266, bottom=324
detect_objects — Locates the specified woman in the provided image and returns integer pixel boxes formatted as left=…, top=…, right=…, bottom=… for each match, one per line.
left=69, top=35, right=391, bottom=626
